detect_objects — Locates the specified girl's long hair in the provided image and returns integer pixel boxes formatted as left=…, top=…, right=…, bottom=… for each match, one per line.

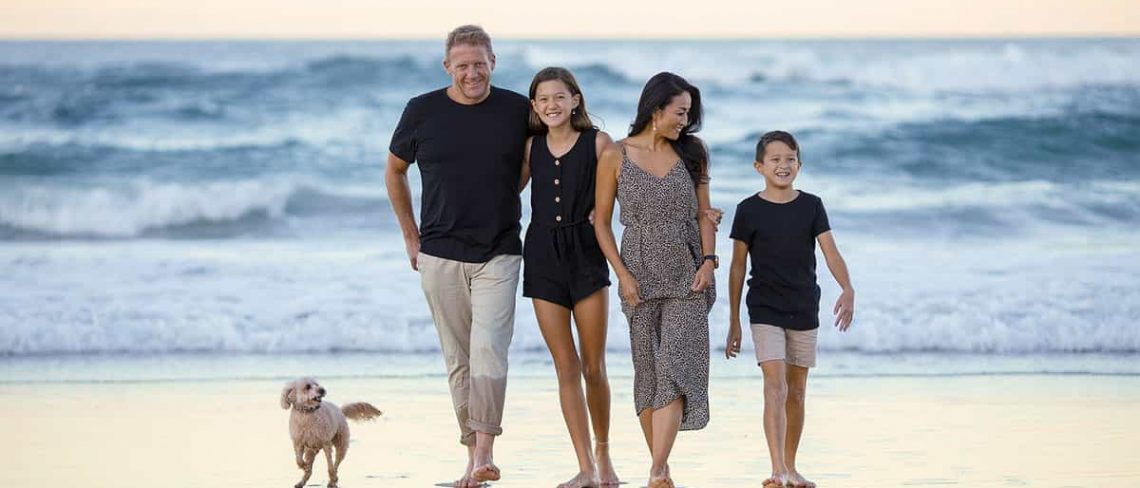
left=528, top=67, right=595, bottom=134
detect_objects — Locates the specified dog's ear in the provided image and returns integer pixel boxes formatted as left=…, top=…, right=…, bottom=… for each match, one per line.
left=280, top=383, right=295, bottom=410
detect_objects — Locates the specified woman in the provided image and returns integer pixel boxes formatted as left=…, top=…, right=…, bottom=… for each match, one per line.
left=521, top=67, right=620, bottom=488
left=593, top=72, right=717, bottom=488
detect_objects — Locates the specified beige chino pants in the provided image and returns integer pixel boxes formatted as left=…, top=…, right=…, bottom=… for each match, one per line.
left=418, top=252, right=521, bottom=446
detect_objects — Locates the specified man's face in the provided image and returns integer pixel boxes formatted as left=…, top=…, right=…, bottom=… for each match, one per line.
left=444, top=43, right=494, bottom=102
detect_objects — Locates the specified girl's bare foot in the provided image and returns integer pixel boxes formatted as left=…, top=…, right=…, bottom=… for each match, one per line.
left=594, top=441, right=620, bottom=486
left=787, top=471, right=815, bottom=488
left=557, top=471, right=600, bottom=488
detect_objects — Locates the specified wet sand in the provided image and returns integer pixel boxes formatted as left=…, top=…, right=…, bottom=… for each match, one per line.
left=2, top=365, right=1138, bottom=487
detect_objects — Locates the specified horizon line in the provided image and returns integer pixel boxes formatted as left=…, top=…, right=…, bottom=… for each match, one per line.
left=3, top=32, right=1138, bottom=42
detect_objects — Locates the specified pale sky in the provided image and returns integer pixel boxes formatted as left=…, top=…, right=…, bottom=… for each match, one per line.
left=2, top=0, right=1138, bottom=39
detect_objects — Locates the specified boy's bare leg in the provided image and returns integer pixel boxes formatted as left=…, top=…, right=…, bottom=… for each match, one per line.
left=760, top=360, right=790, bottom=487
left=785, top=365, right=814, bottom=488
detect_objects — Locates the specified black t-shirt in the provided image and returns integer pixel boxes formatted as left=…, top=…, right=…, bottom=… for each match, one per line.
left=729, top=191, right=831, bottom=330
left=389, top=86, right=530, bottom=262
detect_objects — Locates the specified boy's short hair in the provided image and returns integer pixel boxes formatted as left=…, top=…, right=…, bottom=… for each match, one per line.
left=756, top=130, right=801, bottom=162
left=446, top=25, right=494, bottom=56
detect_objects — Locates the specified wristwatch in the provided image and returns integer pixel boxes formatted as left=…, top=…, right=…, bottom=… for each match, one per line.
left=702, top=254, right=719, bottom=269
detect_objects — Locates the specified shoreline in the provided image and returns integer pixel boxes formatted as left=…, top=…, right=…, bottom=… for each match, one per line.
left=2, top=372, right=1138, bottom=487
left=3, top=351, right=1138, bottom=385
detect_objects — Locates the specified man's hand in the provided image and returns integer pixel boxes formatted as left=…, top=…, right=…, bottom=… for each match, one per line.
left=405, top=235, right=421, bottom=271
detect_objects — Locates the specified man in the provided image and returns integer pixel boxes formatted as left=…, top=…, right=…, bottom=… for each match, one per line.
left=384, top=25, right=529, bottom=487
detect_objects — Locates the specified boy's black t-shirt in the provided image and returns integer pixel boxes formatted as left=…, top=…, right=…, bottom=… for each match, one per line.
left=729, top=191, right=831, bottom=330
left=389, top=86, right=530, bottom=263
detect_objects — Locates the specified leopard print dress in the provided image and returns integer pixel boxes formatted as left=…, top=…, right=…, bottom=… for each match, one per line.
left=617, top=144, right=713, bottom=431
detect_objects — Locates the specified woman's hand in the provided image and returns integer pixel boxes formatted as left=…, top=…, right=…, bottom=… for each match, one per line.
left=619, top=272, right=642, bottom=307
left=691, top=260, right=715, bottom=293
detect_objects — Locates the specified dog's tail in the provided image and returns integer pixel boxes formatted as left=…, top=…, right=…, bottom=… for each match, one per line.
left=341, top=402, right=383, bottom=421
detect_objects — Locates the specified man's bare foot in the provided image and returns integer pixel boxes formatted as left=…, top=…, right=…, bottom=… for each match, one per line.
left=452, top=475, right=480, bottom=488
left=472, top=463, right=501, bottom=482
left=557, top=471, right=600, bottom=488
left=787, top=471, right=815, bottom=488
left=453, top=448, right=478, bottom=488
left=594, top=441, right=620, bottom=486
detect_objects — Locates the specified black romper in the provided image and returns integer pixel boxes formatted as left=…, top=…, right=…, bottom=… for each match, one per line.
left=523, top=129, right=611, bottom=308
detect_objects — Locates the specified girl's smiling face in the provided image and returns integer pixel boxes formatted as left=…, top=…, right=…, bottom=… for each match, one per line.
left=532, top=79, right=580, bottom=129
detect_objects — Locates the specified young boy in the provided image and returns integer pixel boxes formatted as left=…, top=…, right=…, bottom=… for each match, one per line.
left=725, top=130, right=855, bottom=488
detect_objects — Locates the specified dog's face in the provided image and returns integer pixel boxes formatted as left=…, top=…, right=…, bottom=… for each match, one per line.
left=280, top=377, right=326, bottom=411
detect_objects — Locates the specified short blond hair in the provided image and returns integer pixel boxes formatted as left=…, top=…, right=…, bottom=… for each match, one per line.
left=446, top=25, right=493, bottom=56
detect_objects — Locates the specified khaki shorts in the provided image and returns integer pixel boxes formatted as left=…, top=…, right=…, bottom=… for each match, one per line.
left=751, top=323, right=818, bottom=368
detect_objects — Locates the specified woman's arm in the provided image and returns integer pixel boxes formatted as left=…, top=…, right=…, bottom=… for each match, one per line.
left=690, top=176, right=716, bottom=293
left=594, top=141, right=640, bottom=306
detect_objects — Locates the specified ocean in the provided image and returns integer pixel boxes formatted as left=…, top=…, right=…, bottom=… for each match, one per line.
left=1, top=39, right=1138, bottom=380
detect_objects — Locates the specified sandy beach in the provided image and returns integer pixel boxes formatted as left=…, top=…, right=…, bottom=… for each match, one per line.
left=2, top=354, right=1138, bottom=488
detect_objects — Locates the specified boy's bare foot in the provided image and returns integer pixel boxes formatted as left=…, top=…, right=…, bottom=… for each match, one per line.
left=472, top=463, right=501, bottom=482
left=557, top=471, right=600, bottom=488
left=594, top=441, right=620, bottom=486
left=763, top=471, right=791, bottom=488
left=787, top=471, right=815, bottom=488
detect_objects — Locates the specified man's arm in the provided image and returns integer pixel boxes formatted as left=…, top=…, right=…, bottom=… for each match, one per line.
left=385, top=152, right=420, bottom=271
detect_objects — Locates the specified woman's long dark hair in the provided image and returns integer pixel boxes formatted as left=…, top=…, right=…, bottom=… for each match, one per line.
left=528, top=67, right=596, bottom=134
left=629, top=72, right=708, bottom=187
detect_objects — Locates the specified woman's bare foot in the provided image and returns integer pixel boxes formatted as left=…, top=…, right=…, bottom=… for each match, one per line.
left=787, top=471, right=815, bottom=488
left=594, top=441, right=620, bottom=486
left=648, top=464, right=673, bottom=488
left=557, top=471, right=600, bottom=488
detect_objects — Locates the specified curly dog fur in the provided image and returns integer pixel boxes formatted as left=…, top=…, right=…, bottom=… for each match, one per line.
left=280, top=377, right=382, bottom=488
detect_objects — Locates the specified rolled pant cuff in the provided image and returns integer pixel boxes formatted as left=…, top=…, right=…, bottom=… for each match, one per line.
left=466, top=419, right=503, bottom=436
left=459, top=431, right=476, bottom=446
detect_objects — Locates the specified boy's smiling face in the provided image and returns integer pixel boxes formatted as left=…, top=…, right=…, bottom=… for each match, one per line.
left=755, top=140, right=801, bottom=189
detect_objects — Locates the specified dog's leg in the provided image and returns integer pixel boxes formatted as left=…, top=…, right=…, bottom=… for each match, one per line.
left=331, top=432, right=349, bottom=487
left=294, top=440, right=305, bottom=470
left=323, top=443, right=337, bottom=488
left=295, top=447, right=317, bottom=488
